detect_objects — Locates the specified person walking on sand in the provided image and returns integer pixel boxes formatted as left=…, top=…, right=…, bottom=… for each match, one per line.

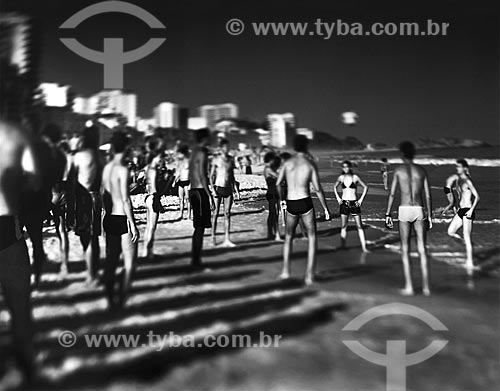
left=385, top=141, right=433, bottom=296
left=446, top=159, right=480, bottom=270
left=333, top=160, right=370, bottom=252
left=189, top=128, right=215, bottom=267
left=276, top=135, right=330, bottom=285
left=173, top=144, right=191, bottom=220
left=210, top=138, right=237, bottom=247
left=102, top=132, right=139, bottom=308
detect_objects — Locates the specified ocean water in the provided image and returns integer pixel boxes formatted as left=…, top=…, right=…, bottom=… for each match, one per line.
left=310, top=147, right=500, bottom=267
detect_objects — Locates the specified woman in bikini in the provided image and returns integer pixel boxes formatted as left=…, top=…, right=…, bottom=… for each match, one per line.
left=446, top=159, right=480, bottom=269
left=334, top=160, right=369, bottom=252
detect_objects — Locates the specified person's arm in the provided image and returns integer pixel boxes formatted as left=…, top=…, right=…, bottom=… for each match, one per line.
left=355, top=175, right=369, bottom=205
left=385, top=170, right=399, bottom=226
left=209, top=157, right=217, bottom=195
left=21, top=143, right=41, bottom=191
left=119, top=166, right=139, bottom=243
left=423, top=172, right=433, bottom=229
left=276, top=164, right=286, bottom=201
left=333, top=175, right=343, bottom=204
left=199, top=152, right=215, bottom=209
left=312, top=164, right=330, bottom=220
left=442, top=174, right=456, bottom=213
left=465, top=180, right=480, bottom=218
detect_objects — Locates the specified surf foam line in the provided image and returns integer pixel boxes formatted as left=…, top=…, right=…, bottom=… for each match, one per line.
left=361, top=218, right=500, bottom=225
left=329, top=157, right=500, bottom=167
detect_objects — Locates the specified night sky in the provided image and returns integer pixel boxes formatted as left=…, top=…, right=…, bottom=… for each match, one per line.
left=2, top=0, right=499, bottom=144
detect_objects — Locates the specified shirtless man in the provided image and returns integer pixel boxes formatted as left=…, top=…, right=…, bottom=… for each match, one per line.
left=385, top=141, right=433, bottom=296
left=446, top=159, right=480, bottom=269
left=102, top=132, right=139, bottom=308
left=143, top=140, right=165, bottom=259
left=210, top=138, right=237, bottom=247
left=0, top=121, right=39, bottom=382
left=189, top=128, right=215, bottom=267
left=173, top=144, right=191, bottom=220
left=276, top=135, right=330, bottom=285
left=73, top=126, right=102, bottom=284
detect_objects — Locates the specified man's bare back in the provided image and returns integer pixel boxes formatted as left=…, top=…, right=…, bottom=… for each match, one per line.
left=102, top=162, right=127, bottom=215
left=0, top=123, right=37, bottom=215
left=393, top=163, right=427, bottom=206
left=282, top=155, right=314, bottom=200
left=189, top=146, right=208, bottom=189
left=74, top=149, right=100, bottom=191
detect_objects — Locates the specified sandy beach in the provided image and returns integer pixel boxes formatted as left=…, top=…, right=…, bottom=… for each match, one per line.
left=1, top=168, right=498, bottom=390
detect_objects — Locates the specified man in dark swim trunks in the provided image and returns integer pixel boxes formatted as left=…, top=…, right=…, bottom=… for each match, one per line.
left=276, top=135, right=330, bottom=285
left=102, top=132, right=139, bottom=308
left=189, top=128, right=215, bottom=267
left=72, top=126, right=103, bottom=284
left=210, top=138, right=237, bottom=247
left=0, top=121, right=40, bottom=383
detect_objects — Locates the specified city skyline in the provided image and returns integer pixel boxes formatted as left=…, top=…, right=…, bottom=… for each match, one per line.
left=1, top=0, right=498, bottom=144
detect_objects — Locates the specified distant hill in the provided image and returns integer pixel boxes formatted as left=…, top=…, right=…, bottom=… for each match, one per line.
left=414, top=138, right=491, bottom=148
left=310, top=131, right=365, bottom=151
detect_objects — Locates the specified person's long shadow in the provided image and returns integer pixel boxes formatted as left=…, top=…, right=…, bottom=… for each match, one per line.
left=154, top=228, right=256, bottom=242
left=30, top=269, right=261, bottom=307
left=36, top=279, right=318, bottom=357
left=315, top=263, right=392, bottom=282
left=35, top=288, right=346, bottom=389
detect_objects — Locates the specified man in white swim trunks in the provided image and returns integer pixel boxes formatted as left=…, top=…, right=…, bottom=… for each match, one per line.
left=385, top=141, right=433, bottom=296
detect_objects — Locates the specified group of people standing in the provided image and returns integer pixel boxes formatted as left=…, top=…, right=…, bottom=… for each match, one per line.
left=0, top=121, right=480, bottom=383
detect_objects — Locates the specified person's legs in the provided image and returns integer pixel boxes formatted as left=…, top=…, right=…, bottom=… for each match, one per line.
left=58, top=214, right=69, bottom=276
left=462, top=217, right=474, bottom=269
left=383, top=172, right=388, bottom=190
left=414, top=220, right=430, bottom=295
left=104, top=233, right=120, bottom=306
left=447, top=214, right=463, bottom=239
left=222, top=195, right=235, bottom=246
left=120, top=231, right=137, bottom=306
left=0, top=240, right=34, bottom=381
left=354, top=215, right=369, bottom=252
left=340, top=214, right=349, bottom=248
left=211, top=197, right=222, bottom=246
left=192, top=228, right=204, bottom=266
left=301, top=209, right=317, bottom=285
left=144, top=196, right=159, bottom=258
left=280, top=211, right=299, bottom=279
left=79, top=233, right=95, bottom=283
left=399, top=221, right=414, bottom=295
left=274, top=200, right=282, bottom=240
left=178, top=186, right=185, bottom=219
left=25, top=212, right=45, bottom=285
left=267, top=200, right=275, bottom=239
left=186, top=187, right=191, bottom=219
